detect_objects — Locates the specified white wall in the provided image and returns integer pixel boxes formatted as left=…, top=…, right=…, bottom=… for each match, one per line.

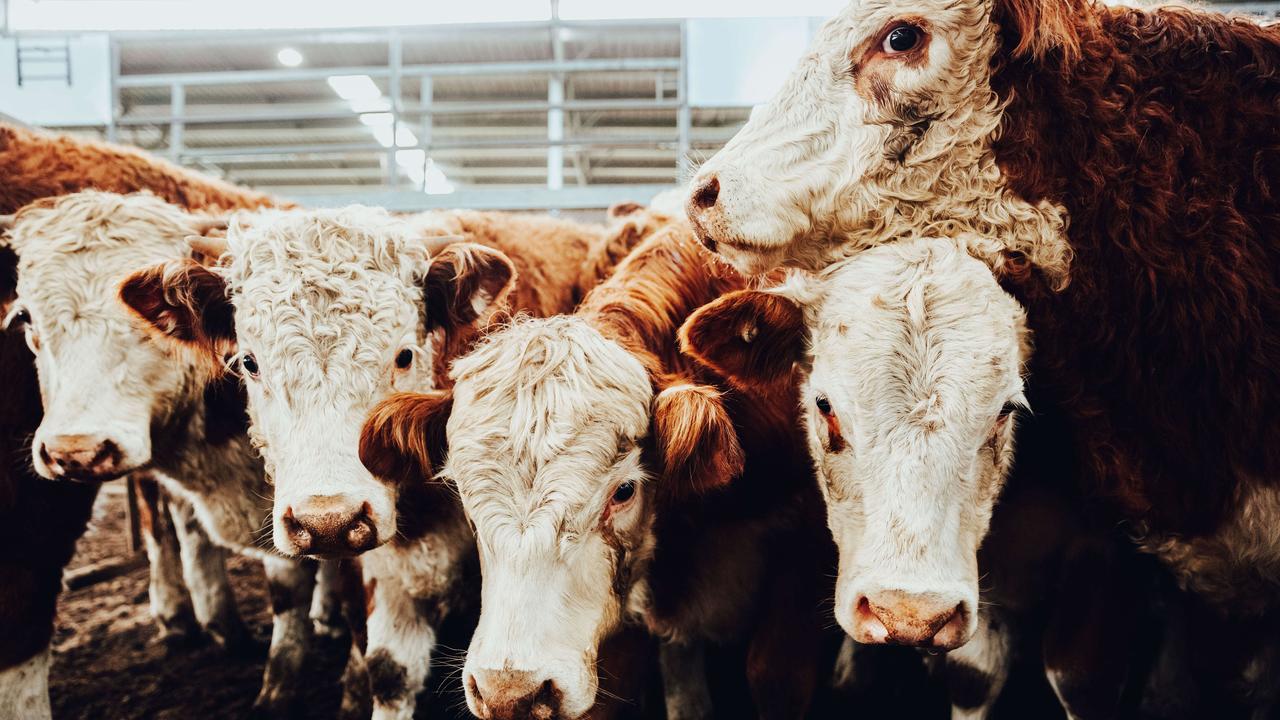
left=687, top=17, right=826, bottom=108
left=0, top=33, right=111, bottom=126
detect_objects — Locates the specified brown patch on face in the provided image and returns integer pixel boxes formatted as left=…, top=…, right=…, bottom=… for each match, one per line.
left=598, top=493, right=653, bottom=603
left=851, top=18, right=932, bottom=106
left=824, top=412, right=847, bottom=453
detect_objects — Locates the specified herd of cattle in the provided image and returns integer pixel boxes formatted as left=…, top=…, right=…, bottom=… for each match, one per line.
left=3, top=0, right=1280, bottom=718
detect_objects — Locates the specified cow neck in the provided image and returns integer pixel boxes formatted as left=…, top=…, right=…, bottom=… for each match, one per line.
left=989, top=6, right=1280, bottom=536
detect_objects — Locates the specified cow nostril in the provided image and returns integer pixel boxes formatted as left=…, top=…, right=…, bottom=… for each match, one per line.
left=467, top=673, right=483, bottom=703
left=692, top=176, right=720, bottom=210
left=281, top=507, right=313, bottom=551
left=345, top=513, right=376, bottom=552
left=39, top=444, right=52, bottom=467
left=90, top=440, right=120, bottom=471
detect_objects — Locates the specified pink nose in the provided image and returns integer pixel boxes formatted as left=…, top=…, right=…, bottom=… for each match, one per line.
left=281, top=496, right=380, bottom=557
left=40, top=435, right=125, bottom=480
left=852, top=590, right=969, bottom=650
left=468, top=669, right=562, bottom=720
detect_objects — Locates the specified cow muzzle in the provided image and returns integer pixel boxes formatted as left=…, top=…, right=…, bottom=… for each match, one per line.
left=850, top=588, right=971, bottom=650
left=36, top=434, right=133, bottom=482
left=278, top=494, right=383, bottom=557
left=467, top=668, right=565, bottom=720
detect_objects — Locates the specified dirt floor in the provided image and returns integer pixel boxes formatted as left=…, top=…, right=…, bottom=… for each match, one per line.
left=48, top=483, right=354, bottom=720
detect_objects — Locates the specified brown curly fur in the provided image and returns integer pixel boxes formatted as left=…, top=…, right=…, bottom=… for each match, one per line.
left=0, top=124, right=286, bottom=676
left=989, top=3, right=1280, bottom=535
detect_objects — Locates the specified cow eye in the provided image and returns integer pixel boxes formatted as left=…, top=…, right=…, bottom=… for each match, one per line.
left=883, top=24, right=922, bottom=54
left=4, top=306, right=30, bottom=330
left=611, top=481, right=636, bottom=505
left=395, top=348, right=414, bottom=370
left=815, top=394, right=833, bottom=416
left=240, top=353, right=260, bottom=378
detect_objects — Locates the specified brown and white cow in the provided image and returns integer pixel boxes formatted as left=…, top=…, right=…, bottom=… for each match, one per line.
left=359, top=225, right=834, bottom=720
left=0, top=122, right=280, bottom=720
left=681, top=236, right=1167, bottom=718
left=687, top=0, right=1280, bottom=708
left=0, top=191, right=325, bottom=718
left=121, top=205, right=652, bottom=719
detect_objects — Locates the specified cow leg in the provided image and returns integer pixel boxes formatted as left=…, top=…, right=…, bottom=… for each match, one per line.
left=940, top=609, right=1011, bottom=720
left=134, top=475, right=200, bottom=648
left=364, top=572, right=436, bottom=720
left=166, top=492, right=250, bottom=651
left=338, top=559, right=372, bottom=720
left=0, top=646, right=52, bottom=720
left=659, top=640, right=713, bottom=720
left=745, top=545, right=825, bottom=720
left=310, top=559, right=348, bottom=639
left=251, top=555, right=317, bottom=719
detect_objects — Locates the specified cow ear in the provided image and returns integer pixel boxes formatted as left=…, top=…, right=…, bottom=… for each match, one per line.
left=360, top=391, right=454, bottom=485
left=119, top=259, right=236, bottom=358
left=992, top=0, right=1085, bottom=64
left=422, top=242, right=517, bottom=332
left=607, top=201, right=646, bottom=220
left=652, top=384, right=745, bottom=496
left=679, top=289, right=806, bottom=391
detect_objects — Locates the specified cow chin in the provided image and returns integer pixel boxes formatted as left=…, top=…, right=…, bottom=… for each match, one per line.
left=271, top=468, right=398, bottom=558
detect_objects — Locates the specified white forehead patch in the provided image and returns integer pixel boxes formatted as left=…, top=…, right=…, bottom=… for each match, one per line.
left=222, top=206, right=435, bottom=398
left=444, top=316, right=652, bottom=530
left=8, top=191, right=205, bottom=327
left=799, top=237, right=1026, bottom=437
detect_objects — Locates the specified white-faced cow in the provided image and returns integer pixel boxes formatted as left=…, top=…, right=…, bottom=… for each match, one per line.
left=682, top=237, right=1161, bottom=718
left=687, top=0, right=1280, bottom=709
left=121, top=205, right=652, bottom=719
left=0, top=122, right=280, bottom=720
left=1, top=190, right=325, bottom=718
left=360, top=225, right=834, bottom=720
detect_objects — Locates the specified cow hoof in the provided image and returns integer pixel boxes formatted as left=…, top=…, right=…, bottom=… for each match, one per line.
left=154, top=627, right=206, bottom=655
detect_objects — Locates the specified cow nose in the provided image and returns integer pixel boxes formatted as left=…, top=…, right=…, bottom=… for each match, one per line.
left=468, top=669, right=562, bottom=720
left=281, top=496, right=379, bottom=557
left=691, top=175, right=720, bottom=210
left=40, top=435, right=123, bottom=480
left=853, top=590, right=969, bottom=649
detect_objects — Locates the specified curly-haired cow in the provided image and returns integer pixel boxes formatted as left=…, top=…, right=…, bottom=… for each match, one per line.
left=0, top=124, right=279, bottom=719
left=120, top=205, right=654, bottom=719
left=685, top=0, right=1280, bottom=708
left=359, top=225, right=835, bottom=720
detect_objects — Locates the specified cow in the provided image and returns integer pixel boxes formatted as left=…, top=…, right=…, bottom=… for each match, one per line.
left=1, top=190, right=325, bottom=718
left=119, top=205, right=654, bottom=719
left=358, top=224, right=835, bottom=720
left=0, top=123, right=278, bottom=720
left=681, top=236, right=1170, bottom=718
left=685, top=0, right=1280, bottom=708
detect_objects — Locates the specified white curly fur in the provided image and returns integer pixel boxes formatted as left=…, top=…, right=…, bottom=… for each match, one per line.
left=688, top=0, right=1071, bottom=286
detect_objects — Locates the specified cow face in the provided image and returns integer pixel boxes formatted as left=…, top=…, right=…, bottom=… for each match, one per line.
left=359, top=316, right=743, bottom=719
left=685, top=0, right=1073, bottom=281
left=682, top=238, right=1028, bottom=650
left=1, top=192, right=224, bottom=482
left=122, top=207, right=514, bottom=558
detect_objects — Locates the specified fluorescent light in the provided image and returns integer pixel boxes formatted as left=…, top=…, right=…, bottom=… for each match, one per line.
left=424, top=159, right=456, bottom=195
left=395, top=127, right=418, bottom=148
left=350, top=98, right=391, bottom=113
left=326, top=75, right=382, bottom=101
left=359, top=112, right=395, bottom=127
left=276, top=47, right=303, bottom=67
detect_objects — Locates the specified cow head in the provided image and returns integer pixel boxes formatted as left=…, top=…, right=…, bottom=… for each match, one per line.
left=121, top=206, right=514, bottom=558
left=681, top=237, right=1028, bottom=650
left=359, top=316, right=743, bottom=719
left=686, top=0, right=1075, bottom=280
left=0, top=191, right=229, bottom=482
